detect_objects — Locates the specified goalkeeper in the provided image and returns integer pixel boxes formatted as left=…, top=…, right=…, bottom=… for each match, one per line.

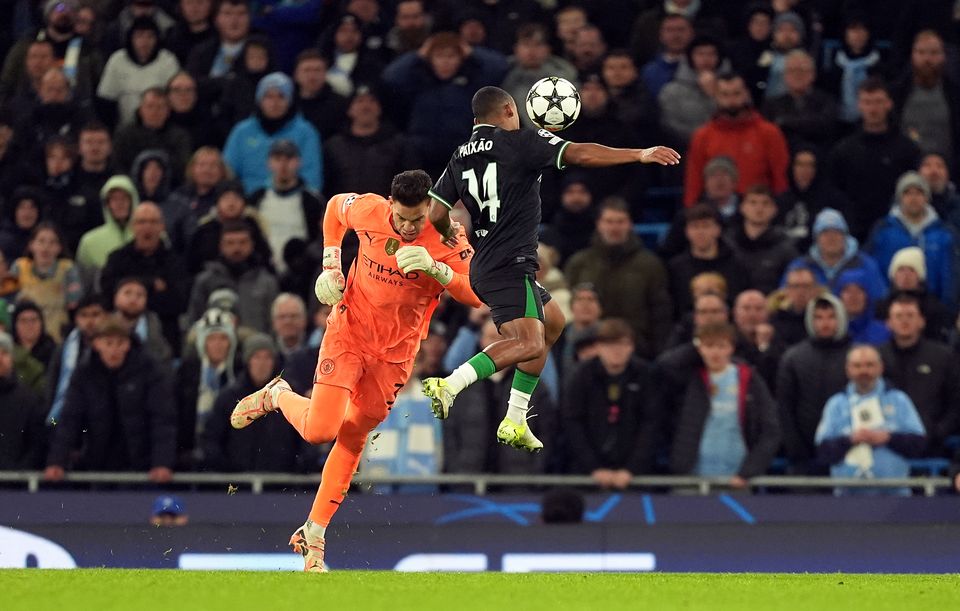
left=230, top=170, right=479, bottom=572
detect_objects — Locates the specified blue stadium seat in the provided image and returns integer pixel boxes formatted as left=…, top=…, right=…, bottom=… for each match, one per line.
left=908, top=458, right=951, bottom=477
left=634, top=222, right=670, bottom=250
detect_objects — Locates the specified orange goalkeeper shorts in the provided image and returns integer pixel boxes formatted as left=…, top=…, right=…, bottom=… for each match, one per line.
left=314, top=332, right=415, bottom=422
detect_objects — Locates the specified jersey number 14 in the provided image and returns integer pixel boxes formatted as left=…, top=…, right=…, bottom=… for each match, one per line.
left=462, top=162, right=500, bottom=223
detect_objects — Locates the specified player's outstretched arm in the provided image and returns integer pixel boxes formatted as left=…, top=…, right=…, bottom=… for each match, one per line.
left=562, top=142, right=681, bottom=168
left=428, top=200, right=459, bottom=246
left=315, top=196, right=351, bottom=305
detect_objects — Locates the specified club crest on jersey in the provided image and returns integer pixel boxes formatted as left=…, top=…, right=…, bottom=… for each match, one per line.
left=385, top=238, right=400, bottom=255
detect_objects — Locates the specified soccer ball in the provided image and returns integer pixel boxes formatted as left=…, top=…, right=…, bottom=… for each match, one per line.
left=525, top=76, right=581, bottom=132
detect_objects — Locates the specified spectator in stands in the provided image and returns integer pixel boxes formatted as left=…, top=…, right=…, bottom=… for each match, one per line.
left=112, top=277, right=172, bottom=366
left=112, top=87, right=192, bottom=181
left=293, top=50, right=349, bottom=141
left=880, top=294, right=960, bottom=455
left=640, top=14, right=693, bottom=98
left=202, top=333, right=313, bottom=472
left=630, top=0, right=727, bottom=67
left=0, top=0, right=101, bottom=104
left=188, top=220, right=279, bottom=333
left=733, top=289, right=783, bottom=384
left=323, top=86, right=416, bottom=197
left=762, top=50, right=837, bottom=148
left=836, top=269, right=890, bottom=346
left=815, top=344, right=926, bottom=495
left=550, top=173, right=595, bottom=263
left=502, top=23, right=576, bottom=130
left=751, top=11, right=805, bottom=103
left=223, top=71, right=322, bottom=194
left=784, top=208, right=887, bottom=302
left=44, top=314, right=176, bottom=482
left=553, top=283, right=602, bottom=377
left=162, top=146, right=228, bottom=253
left=536, top=242, right=571, bottom=322
left=683, top=72, right=790, bottom=206
left=1, top=39, right=55, bottom=109
left=777, top=293, right=851, bottom=474
left=658, top=35, right=726, bottom=147
left=35, top=138, right=87, bottom=240
left=46, top=292, right=104, bottom=427
left=0, top=188, right=42, bottom=267
left=876, top=247, right=953, bottom=343
left=662, top=156, right=742, bottom=259
left=826, top=77, right=921, bottom=242
left=101, top=0, right=176, bottom=56
left=866, top=172, right=955, bottom=309
left=186, top=0, right=250, bottom=96
left=918, top=152, right=960, bottom=229
left=891, top=30, right=960, bottom=161
left=664, top=286, right=729, bottom=352
left=131, top=149, right=171, bottom=204
left=778, top=145, right=850, bottom=252
left=564, top=197, right=671, bottom=358
left=0, top=114, right=16, bottom=199
left=570, top=24, right=608, bottom=77
left=562, top=319, right=660, bottom=483
left=12, top=300, right=56, bottom=371
left=10, top=222, right=81, bottom=342
left=770, top=265, right=822, bottom=348
left=382, top=31, right=507, bottom=179
left=553, top=5, right=587, bottom=59
left=386, top=0, right=431, bottom=57
left=13, top=68, right=90, bottom=164
left=601, top=50, right=658, bottom=136
left=320, top=13, right=385, bottom=98
left=100, top=202, right=187, bottom=354
left=165, top=0, right=216, bottom=64
left=187, top=181, right=271, bottom=274
left=249, top=140, right=322, bottom=272
left=822, top=16, right=885, bottom=128
left=271, top=293, right=307, bottom=358
left=728, top=3, right=773, bottom=103
left=96, top=16, right=180, bottom=128
left=166, top=71, right=221, bottom=149
left=176, top=307, right=237, bottom=470
left=217, top=35, right=275, bottom=131
left=726, top=184, right=797, bottom=294
left=444, top=318, right=554, bottom=477
left=75, top=174, right=139, bottom=286
left=668, top=204, right=750, bottom=316
left=669, top=322, right=781, bottom=485
left=251, top=0, right=323, bottom=74
left=73, top=122, right=115, bottom=246
left=0, top=331, right=46, bottom=470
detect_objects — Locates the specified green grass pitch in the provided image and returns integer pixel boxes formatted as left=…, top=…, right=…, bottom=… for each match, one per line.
left=3, top=570, right=957, bottom=611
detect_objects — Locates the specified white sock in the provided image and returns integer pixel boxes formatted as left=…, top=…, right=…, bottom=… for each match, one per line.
left=506, top=389, right=532, bottom=423
left=445, top=362, right=478, bottom=395
left=305, top=519, right=326, bottom=540
left=269, top=380, right=289, bottom=406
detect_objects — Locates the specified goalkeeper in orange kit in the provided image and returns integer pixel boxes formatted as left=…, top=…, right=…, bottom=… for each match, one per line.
left=230, top=170, right=480, bottom=572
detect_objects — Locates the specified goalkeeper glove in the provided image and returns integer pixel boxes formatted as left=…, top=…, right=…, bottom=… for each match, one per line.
left=315, top=246, right=346, bottom=305
left=396, top=245, right=453, bottom=285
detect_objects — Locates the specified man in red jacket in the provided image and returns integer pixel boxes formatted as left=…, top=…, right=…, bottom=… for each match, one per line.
left=684, top=73, right=790, bottom=206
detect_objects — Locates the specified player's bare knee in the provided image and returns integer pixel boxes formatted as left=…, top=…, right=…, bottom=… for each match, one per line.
left=517, top=337, right=545, bottom=361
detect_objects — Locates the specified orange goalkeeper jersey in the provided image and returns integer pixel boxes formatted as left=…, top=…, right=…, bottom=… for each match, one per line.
left=324, top=192, right=478, bottom=363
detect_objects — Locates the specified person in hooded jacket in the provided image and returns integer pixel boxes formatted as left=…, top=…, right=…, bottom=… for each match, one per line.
left=12, top=68, right=91, bottom=166
left=11, top=300, right=57, bottom=372
left=866, top=171, right=956, bottom=310
left=777, top=144, right=851, bottom=252
left=166, top=70, right=223, bottom=149
left=0, top=187, right=43, bottom=263
left=131, top=148, right=172, bottom=204
left=75, top=174, right=139, bottom=288
left=776, top=292, right=851, bottom=474
left=96, top=16, right=181, bottom=128
left=836, top=268, right=890, bottom=346
left=216, top=35, right=275, bottom=133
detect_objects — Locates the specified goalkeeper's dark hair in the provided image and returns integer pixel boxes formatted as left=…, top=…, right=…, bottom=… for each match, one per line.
left=390, top=170, right=433, bottom=207
left=472, top=86, right=514, bottom=122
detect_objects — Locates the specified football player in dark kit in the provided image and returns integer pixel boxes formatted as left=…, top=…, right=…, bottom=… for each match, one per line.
left=417, top=85, right=679, bottom=451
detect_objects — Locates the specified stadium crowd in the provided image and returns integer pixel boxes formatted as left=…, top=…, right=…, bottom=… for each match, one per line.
left=1, top=0, right=960, bottom=493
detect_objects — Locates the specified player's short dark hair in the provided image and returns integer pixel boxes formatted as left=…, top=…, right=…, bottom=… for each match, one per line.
left=472, top=86, right=514, bottom=122
left=598, top=196, right=630, bottom=217
left=390, top=170, right=432, bottom=207
left=684, top=203, right=722, bottom=225
left=858, top=76, right=889, bottom=96
left=695, top=321, right=736, bottom=344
